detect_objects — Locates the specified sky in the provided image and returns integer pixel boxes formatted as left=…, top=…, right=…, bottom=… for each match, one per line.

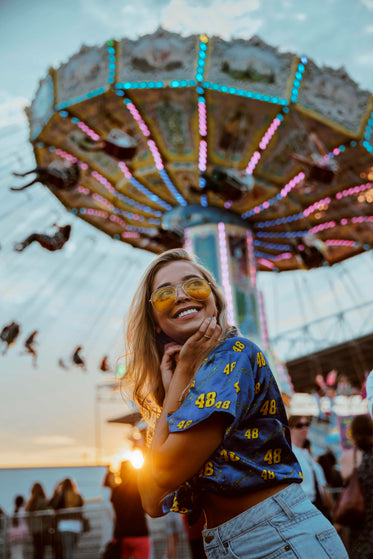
left=1, top=0, right=373, bottom=469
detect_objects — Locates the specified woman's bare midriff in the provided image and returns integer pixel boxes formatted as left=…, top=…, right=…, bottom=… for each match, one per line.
left=202, top=483, right=290, bottom=528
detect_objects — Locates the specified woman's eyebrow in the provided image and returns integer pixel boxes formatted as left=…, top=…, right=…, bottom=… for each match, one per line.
left=155, top=274, right=203, bottom=290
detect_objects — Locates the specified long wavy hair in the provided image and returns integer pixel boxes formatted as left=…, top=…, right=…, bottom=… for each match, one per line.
left=26, top=482, right=47, bottom=512
left=122, top=248, right=231, bottom=428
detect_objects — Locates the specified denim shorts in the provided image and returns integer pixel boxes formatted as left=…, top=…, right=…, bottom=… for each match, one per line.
left=202, top=484, right=348, bottom=559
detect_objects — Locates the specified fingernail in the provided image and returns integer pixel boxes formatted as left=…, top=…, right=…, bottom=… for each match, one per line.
left=206, top=317, right=211, bottom=322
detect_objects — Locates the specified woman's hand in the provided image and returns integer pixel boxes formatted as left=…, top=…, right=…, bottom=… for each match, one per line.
left=178, top=316, right=222, bottom=374
left=160, top=342, right=182, bottom=395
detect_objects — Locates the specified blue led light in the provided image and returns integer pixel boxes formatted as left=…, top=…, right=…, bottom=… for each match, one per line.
left=59, top=110, right=68, bottom=117
left=199, top=42, right=207, bottom=50
left=200, top=194, right=208, bottom=207
left=159, top=169, right=187, bottom=206
left=199, top=51, right=206, bottom=59
left=80, top=208, right=86, bottom=214
left=156, top=81, right=164, bottom=87
left=196, top=86, right=204, bottom=94
left=171, top=80, right=180, bottom=87
left=198, top=96, right=205, bottom=103
left=107, top=47, right=115, bottom=54
left=300, top=56, right=308, bottom=64
left=298, top=63, right=305, bottom=72
left=72, top=208, right=78, bottom=215
left=196, top=74, right=204, bottom=82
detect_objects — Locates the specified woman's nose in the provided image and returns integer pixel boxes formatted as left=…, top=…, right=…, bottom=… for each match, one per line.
left=175, top=284, right=189, bottom=301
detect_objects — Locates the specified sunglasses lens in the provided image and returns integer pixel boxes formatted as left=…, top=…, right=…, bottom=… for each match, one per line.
left=184, top=278, right=211, bottom=300
left=151, top=287, right=176, bottom=312
left=295, top=422, right=310, bottom=429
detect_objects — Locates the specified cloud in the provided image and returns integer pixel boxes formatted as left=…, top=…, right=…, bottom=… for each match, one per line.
left=0, top=92, right=29, bottom=128
left=364, top=23, right=373, bottom=32
left=32, top=435, right=76, bottom=446
left=359, top=0, right=373, bottom=8
left=163, top=0, right=262, bottom=38
left=355, top=52, right=373, bottom=66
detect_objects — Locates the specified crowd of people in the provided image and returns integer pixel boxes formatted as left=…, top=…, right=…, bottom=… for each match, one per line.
left=4, top=478, right=84, bottom=559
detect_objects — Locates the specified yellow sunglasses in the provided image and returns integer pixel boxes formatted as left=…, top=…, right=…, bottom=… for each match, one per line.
left=150, top=278, right=212, bottom=312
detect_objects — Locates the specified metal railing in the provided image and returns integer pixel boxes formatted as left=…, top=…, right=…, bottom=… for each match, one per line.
left=0, top=505, right=105, bottom=559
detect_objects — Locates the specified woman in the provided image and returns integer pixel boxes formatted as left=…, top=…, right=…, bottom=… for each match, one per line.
left=9, top=495, right=29, bottom=559
left=110, top=461, right=150, bottom=559
left=26, top=483, right=50, bottom=559
left=288, top=416, right=332, bottom=519
left=123, top=249, right=347, bottom=558
left=348, top=414, right=373, bottom=559
left=49, top=478, right=83, bottom=559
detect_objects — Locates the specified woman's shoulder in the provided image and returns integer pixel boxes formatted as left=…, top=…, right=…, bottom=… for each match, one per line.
left=213, top=334, right=258, bottom=357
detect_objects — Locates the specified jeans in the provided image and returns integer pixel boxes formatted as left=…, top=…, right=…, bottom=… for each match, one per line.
left=202, top=484, right=348, bottom=559
left=60, top=531, right=79, bottom=559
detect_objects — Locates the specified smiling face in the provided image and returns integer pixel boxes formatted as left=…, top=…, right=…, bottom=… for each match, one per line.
left=151, top=260, right=218, bottom=344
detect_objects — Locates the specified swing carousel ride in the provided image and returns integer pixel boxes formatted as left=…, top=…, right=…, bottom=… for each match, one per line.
left=18, top=28, right=373, bottom=365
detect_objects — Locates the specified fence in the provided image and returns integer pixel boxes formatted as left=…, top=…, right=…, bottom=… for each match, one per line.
left=0, top=505, right=105, bottom=559
left=0, top=505, right=193, bottom=559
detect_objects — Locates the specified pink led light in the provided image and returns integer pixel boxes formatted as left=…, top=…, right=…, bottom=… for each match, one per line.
left=246, top=151, right=261, bottom=174
left=280, top=172, right=305, bottom=197
left=325, top=239, right=356, bottom=247
left=341, top=218, right=348, bottom=225
left=246, top=230, right=256, bottom=288
left=122, top=231, right=140, bottom=238
left=259, top=118, right=281, bottom=150
left=110, top=215, right=127, bottom=227
left=92, top=193, right=114, bottom=210
left=77, top=121, right=100, bottom=141
left=217, top=222, right=235, bottom=324
left=198, top=140, right=207, bottom=172
left=303, top=197, right=331, bottom=217
left=126, top=103, right=150, bottom=136
left=275, top=252, right=292, bottom=260
left=336, top=182, right=372, bottom=199
left=309, top=221, right=336, bottom=234
left=77, top=185, right=90, bottom=195
left=184, top=228, right=193, bottom=255
left=86, top=209, right=108, bottom=218
left=118, top=161, right=132, bottom=179
left=257, top=290, right=269, bottom=349
left=198, top=102, right=207, bottom=136
left=257, top=258, right=275, bottom=270
left=55, top=148, right=77, bottom=163
left=147, top=140, right=164, bottom=170
left=91, top=170, right=115, bottom=194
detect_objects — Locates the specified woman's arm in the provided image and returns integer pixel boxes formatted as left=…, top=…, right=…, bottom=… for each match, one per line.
left=139, top=316, right=226, bottom=516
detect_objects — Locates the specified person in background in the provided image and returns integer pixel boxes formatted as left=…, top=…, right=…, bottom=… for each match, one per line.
left=9, top=495, right=29, bottom=559
left=289, top=416, right=331, bottom=518
left=317, top=450, right=343, bottom=497
left=123, top=248, right=347, bottom=558
left=26, top=483, right=50, bottom=559
left=348, top=414, right=373, bottom=559
left=100, top=468, right=116, bottom=554
left=49, top=478, right=83, bottom=559
left=366, top=370, right=373, bottom=419
left=111, top=461, right=150, bottom=559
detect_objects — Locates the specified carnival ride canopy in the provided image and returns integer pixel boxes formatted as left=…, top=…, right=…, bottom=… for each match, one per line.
left=20, top=29, right=373, bottom=273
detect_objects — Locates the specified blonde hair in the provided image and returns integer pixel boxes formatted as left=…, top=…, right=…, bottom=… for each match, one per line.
left=122, top=248, right=231, bottom=428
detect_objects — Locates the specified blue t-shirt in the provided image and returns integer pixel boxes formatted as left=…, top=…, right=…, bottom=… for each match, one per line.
left=163, top=336, right=302, bottom=516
